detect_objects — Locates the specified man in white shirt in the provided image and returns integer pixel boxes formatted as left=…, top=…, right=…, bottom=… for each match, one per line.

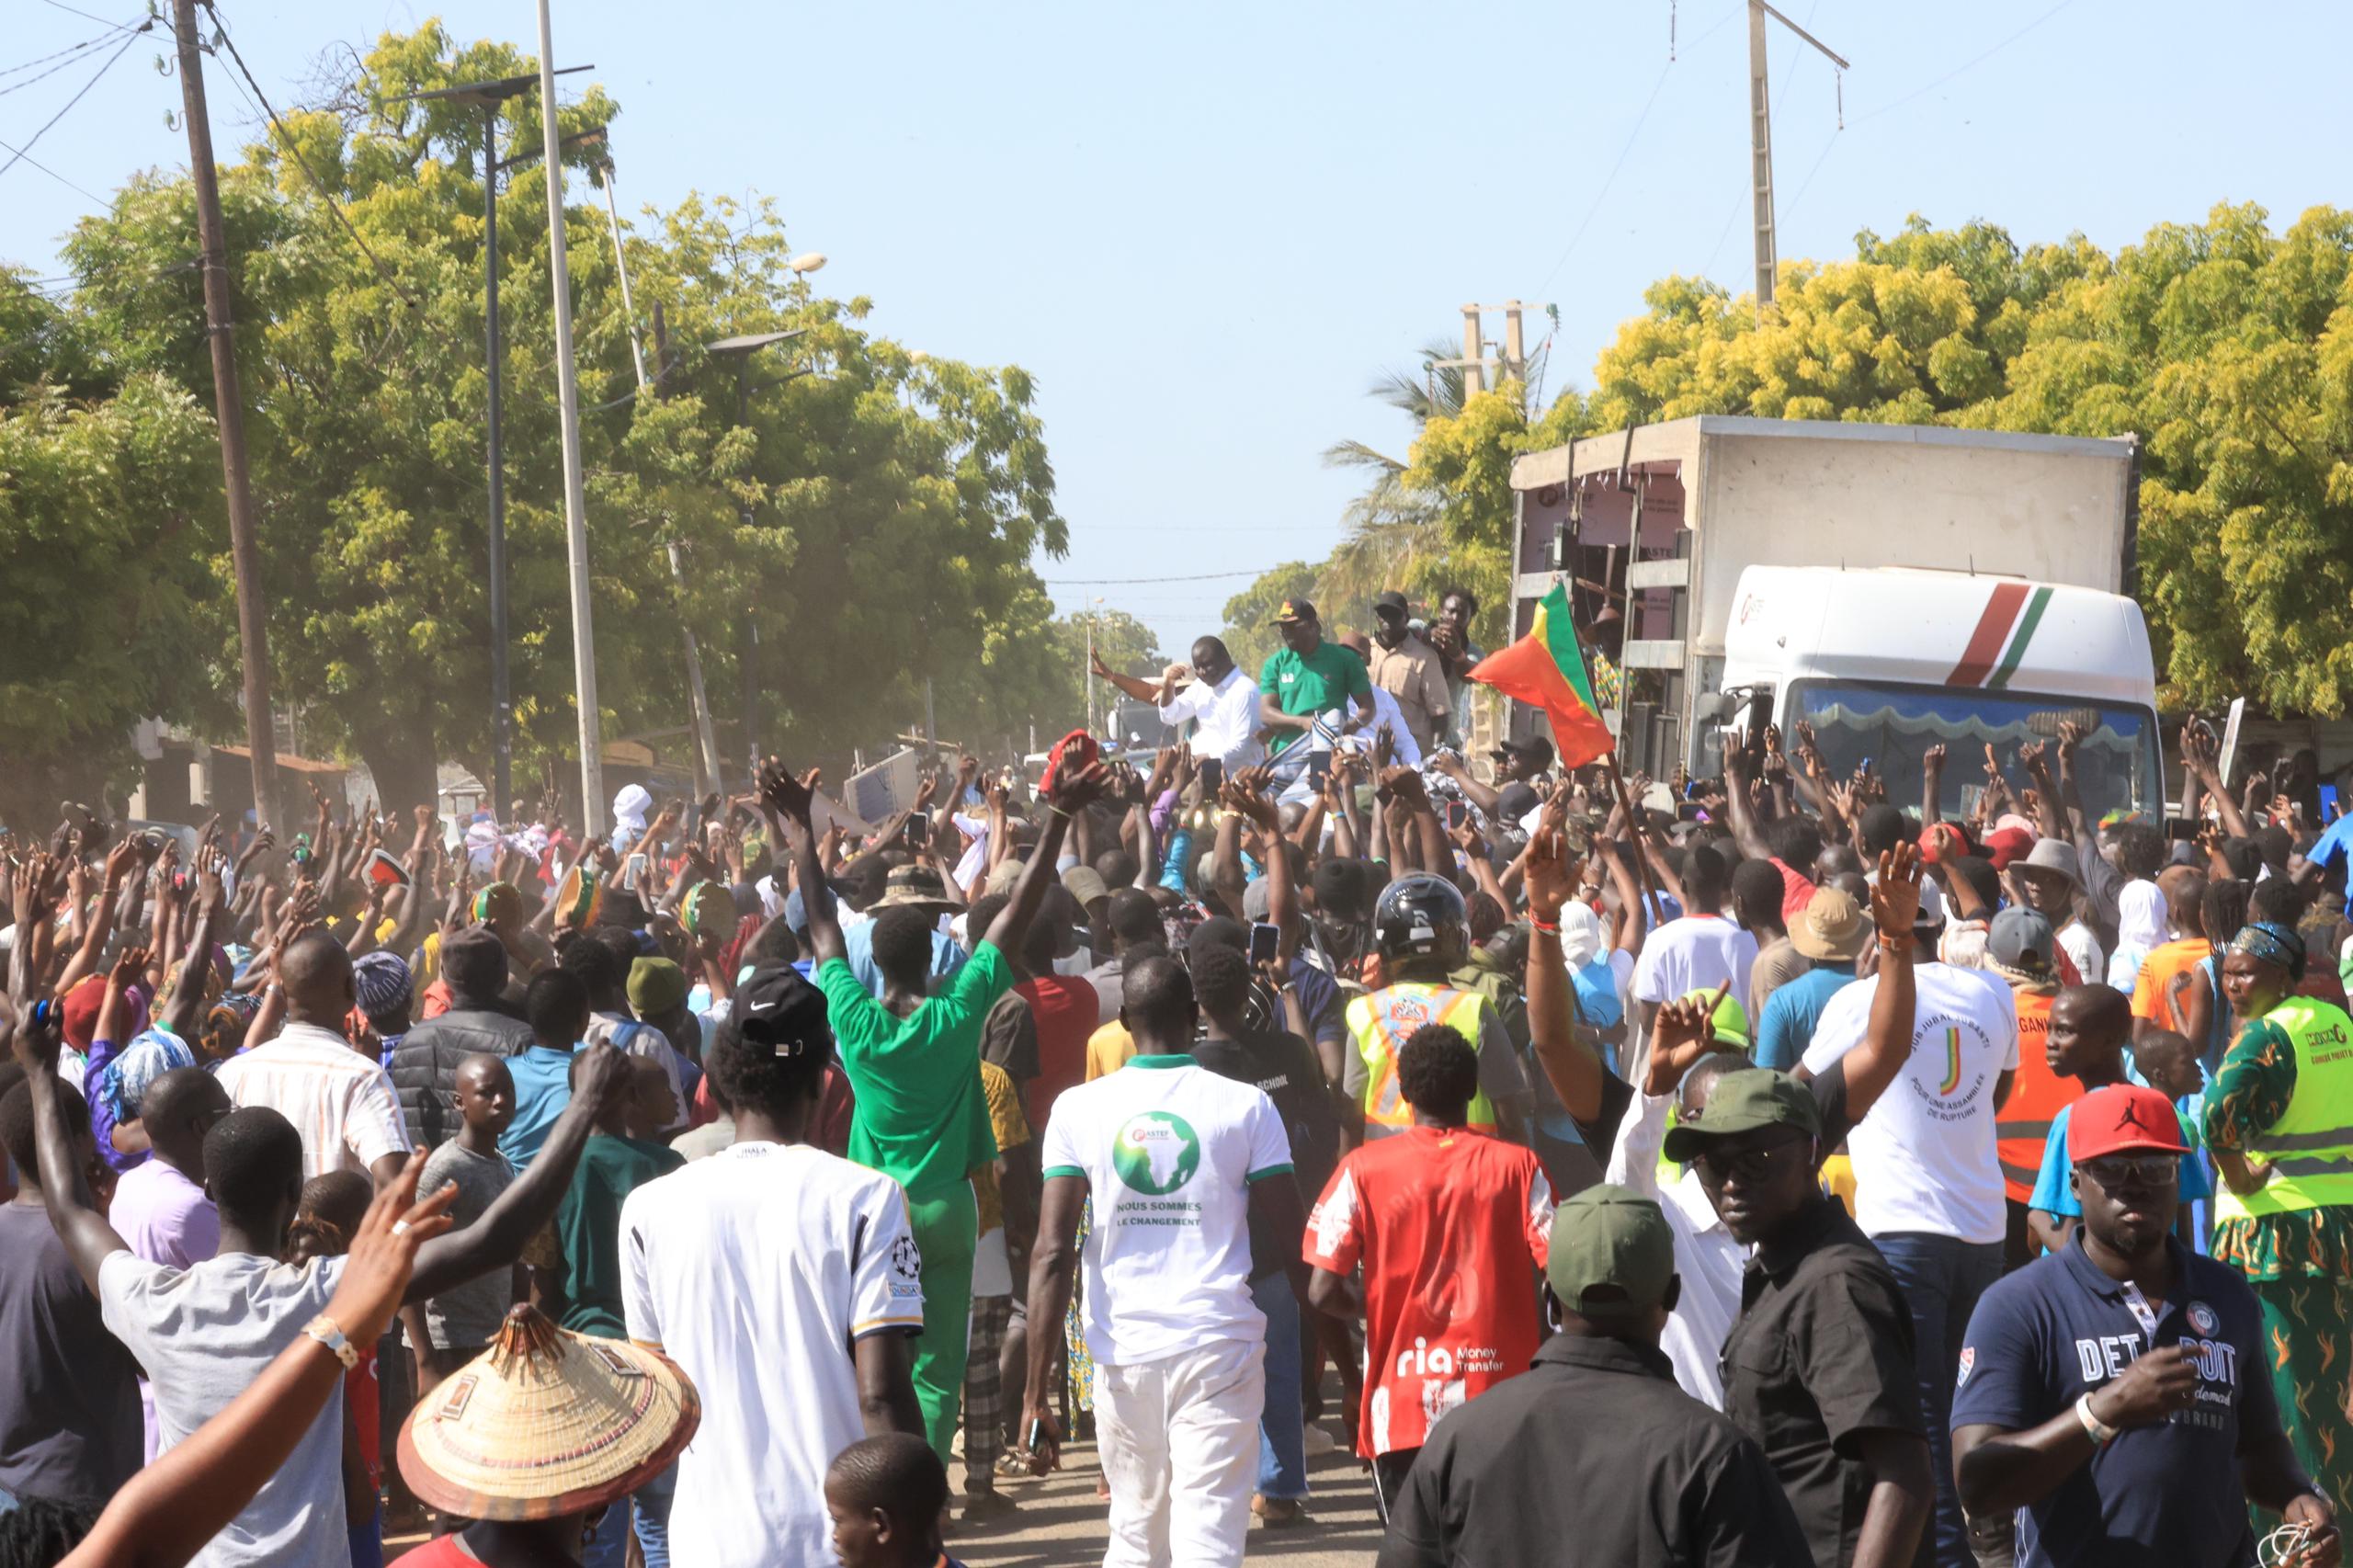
left=1798, top=885, right=2018, bottom=1568
left=1021, top=955, right=1313, bottom=1564
left=213, top=930, right=412, bottom=1185
left=620, top=965, right=926, bottom=1568
left=1629, top=845, right=1758, bottom=1028
left=1096, top=635, right=1263, bottom=790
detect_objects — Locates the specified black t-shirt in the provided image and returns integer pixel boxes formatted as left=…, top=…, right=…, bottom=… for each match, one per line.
left=0, top=1200, right=142, bottom=1506
left=1190, top=1029, right=1339, bottom=1275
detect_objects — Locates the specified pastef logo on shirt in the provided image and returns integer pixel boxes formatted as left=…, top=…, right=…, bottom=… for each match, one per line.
left=1113, top=1111, right=1202, bottom=1196
left=1910, top=1015, right=1996, bottom=1119
left=889, top=1234, right=923, bottom=1295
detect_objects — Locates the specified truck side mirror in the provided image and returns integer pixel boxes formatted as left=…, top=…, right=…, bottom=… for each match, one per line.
left=1691, top=692, right=1736, bottom=724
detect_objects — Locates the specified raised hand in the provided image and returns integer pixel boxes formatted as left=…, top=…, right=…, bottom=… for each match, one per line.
left=1524, top=826, right=1578, bottom=917
left=757, top=756, right=817, bottom=827
left=1218, top=773, right=1279, bottom=833
left=1043, top=758, right=1111, bottom=817
left=1870, top=841, right=1921, bottom=936
left=1643, top=980, right=1733, bottom=1097
left=1378, top=765, right=1427, bottom=806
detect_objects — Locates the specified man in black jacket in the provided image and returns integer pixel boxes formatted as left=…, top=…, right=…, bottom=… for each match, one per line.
left=1379, top=1184, right=1809, bottom=1567
left=389, top=927, right=531, bottom=1151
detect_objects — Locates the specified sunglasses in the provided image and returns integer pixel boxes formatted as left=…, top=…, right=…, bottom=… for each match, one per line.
left=1691, top=1134, right=1813, bottom=1187
left=2078, top=1153, right=2180, bottom=1190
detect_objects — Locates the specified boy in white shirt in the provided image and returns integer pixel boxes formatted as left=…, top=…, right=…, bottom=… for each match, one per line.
left=1020, top=955, right=1313, bottom=1564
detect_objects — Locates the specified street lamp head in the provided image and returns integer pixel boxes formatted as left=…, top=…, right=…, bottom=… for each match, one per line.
left=787, top=252, right=827, bottom=274
left=705, top=329, right=804, bottom=358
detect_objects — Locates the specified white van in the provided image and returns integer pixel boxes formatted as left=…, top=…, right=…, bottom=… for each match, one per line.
left=1714, top=565, right=2164, bottom=824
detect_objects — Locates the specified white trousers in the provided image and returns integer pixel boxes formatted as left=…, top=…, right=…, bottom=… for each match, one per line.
left=1093, top=1336, right=1267, bottom=1568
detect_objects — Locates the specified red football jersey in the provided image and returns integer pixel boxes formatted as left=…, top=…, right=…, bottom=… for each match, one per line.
left=1303, top=1123, right=1553, bottom=1458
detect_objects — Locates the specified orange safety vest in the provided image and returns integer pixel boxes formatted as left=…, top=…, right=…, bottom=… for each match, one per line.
left=1346, top=983, right=1500, bottom=1135
left=1996, top=987, right=2074, bottom=1205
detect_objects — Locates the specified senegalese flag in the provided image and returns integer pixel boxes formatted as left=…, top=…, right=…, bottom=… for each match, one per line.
left=1467, top=582, right=1615, bottom=768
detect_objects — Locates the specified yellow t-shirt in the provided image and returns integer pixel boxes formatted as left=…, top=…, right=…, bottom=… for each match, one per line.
left=1085, top=1020, right=1137, bottom=1082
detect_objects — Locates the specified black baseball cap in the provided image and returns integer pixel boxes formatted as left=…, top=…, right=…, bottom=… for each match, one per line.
left=1273, top=598, right=1318, bottom=625
left=1495, top=735, right=1555, bottom=767
left=732, top=964, right=835, bottom=1062
left=1371, top=590, right=1409, bottom=620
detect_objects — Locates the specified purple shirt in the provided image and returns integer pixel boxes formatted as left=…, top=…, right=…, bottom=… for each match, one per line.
left=109, top=1157, right=219, bottom=1462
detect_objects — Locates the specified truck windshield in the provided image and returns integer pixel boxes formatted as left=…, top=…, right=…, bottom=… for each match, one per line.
left=1786, top=679, right=2164, bottom=827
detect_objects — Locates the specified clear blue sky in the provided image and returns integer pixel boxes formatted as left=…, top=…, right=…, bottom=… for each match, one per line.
left=9, top=0, right=2350, bottom=658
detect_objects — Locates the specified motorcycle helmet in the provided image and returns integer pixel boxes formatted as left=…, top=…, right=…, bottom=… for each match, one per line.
left=1372, top=872, right=1469, bottom=969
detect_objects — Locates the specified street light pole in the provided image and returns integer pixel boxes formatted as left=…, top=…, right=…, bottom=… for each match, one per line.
left=534, top=0, right=605, bottom=837
left=482, top=105, right=512, bottom=815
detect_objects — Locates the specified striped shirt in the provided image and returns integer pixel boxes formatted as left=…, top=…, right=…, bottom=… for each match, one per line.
left=214, top=1023, right=413, bottom=1181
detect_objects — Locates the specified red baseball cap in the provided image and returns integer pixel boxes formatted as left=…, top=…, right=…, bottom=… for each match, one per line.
left=1983, top=825, right=2035, bottom=870
left=2068, top=1085, right=2188, bottom=1164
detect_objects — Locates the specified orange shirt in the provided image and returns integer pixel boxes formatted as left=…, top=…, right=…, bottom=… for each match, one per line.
left=2131, top=938, right=2213, bottom=1033
left=1996, top=987, right=2075, bottom=1205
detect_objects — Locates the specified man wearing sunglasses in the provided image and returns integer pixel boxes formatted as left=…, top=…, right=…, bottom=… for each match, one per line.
left=1950, top=1083, right=2340, bottom=1567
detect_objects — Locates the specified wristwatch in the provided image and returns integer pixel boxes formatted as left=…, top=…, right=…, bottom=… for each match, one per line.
left=302, top=1314, right=359, bottom=1370
left=2075, top=1392, right=2118, bottom=1447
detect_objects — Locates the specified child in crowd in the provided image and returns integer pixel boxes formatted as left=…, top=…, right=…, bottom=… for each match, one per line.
left=2026, top=989, right=2211, bottom=1256
left=286, top=1170, right=386, bottom=1568
left=824, top=1434, right=968, bottom=1568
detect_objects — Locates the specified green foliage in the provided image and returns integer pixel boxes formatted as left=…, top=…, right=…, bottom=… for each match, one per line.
left=22, top=22, right=1074, bottom=805
left=0, top=358, right=226, bottom=824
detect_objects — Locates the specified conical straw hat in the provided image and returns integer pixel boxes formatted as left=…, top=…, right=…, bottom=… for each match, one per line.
left=397, top=1304, right=699, bottom=1521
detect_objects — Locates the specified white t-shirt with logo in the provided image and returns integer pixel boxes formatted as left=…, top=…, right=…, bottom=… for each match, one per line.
left=1630, top=914, right=1760, bottom=1012
left=1039, top=1056, right=1293, bottom=1367
left=1800, top=962, right=2021, bottom=1244
left=620, top=1142, right=925, bottom=1568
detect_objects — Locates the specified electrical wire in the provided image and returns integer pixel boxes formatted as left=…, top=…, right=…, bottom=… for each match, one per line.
left=1042, top=569, right=1282, bottom=585
left=1533, top=59, right=1674, bottom=299
left=34, top=0, right=130, bottom=26
left=0, top=131, right=108, bottom=202
left=1849, top=0, right=2082, bottom=124
left=0, top=24, right=143, bottom=183
left=0, top=17, right=141, bottom=87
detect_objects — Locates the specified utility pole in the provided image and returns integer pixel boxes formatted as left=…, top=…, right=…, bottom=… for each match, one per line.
left=534, top=0, right=605, bottom=837
left=1502, top=301, right=1527, bottom=383
left=172, top=0, right=278, bottom=831
left=594, top=157, right=723, bottom=798
left=1459, top=304, right=1485, bottom=397
left=1746, top=0, right=1848, bottom=315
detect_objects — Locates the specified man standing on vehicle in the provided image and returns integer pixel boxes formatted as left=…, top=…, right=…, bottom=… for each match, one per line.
left=1259, top=600, right=1377, bottom=798
left=1093, top=636, right=1262, bottom=793
left=1365, top=592, right=1452, bottom=757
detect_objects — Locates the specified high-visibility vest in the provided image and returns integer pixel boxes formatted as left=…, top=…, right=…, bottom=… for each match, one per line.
left=2215, top=997, right=2353, bottom=1222
left=1997, top=989, right=2071, bottom=1205
left=1346, top=983, right=1500, bottom=1136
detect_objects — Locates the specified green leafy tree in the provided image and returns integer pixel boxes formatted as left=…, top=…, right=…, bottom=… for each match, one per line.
left=0, top=355, right=226, bottom=828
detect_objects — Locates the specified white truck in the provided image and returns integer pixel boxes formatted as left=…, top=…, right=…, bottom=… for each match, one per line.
left=1506, top=415, right=2164, bottom=823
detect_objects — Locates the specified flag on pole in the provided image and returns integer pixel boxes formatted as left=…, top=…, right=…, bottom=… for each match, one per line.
left=1467, top=581, right=1615, bottom=769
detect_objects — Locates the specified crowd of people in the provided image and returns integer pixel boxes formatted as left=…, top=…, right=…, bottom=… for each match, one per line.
left=3, top=585, right=2353, bottom=1568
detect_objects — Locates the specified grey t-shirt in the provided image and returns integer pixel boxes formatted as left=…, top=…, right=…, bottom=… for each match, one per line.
left=0, top=1201, right=142, bottom=1506
left=99, top=1249, right=348, bottom=1568
left=418, top=1140, right=517, bottom=1349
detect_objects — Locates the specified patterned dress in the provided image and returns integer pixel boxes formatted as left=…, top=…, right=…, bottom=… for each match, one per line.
left=2202, top=1012, right=2353, bottom=1513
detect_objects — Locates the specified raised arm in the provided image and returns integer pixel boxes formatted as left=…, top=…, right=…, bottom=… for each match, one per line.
left=984, top=759, right=1108, bottom=957
left=159, top=854, right=232, bottom=1040
left=2182, top=724, right=2253, bottom=842
left=1524, top=828, right=1608, bottom=1122
left=763, top=761, right=847, bottom=968
left=1827, top=845, right=1924, bottom=1119
left=1722, top=742, right=1774, bottom=861
left=6, top=996, right=131, bottom=1295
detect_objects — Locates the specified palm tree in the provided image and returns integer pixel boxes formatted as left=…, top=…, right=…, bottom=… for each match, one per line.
left=1314, top=339, right=1483, bottom=623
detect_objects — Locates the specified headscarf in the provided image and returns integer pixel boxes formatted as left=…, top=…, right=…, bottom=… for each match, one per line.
left=2229, top=921, right=2306, bottom=981
left=163, top=952, right=228, bottom=1007
left=199, top=992, right=263, bottom=1061
left=612, top=784, right=654, bottom=852
left=352, top=950, right=415, bottom=1024
left=2105, top=880, right=2170, bottom=992
left=97, top=1027, right=198, bottom=1126
left=1557, top=900, right=1606, bottom=970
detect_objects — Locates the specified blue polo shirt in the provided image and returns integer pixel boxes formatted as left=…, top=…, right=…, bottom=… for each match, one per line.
left=1950, top=1233, right=2281, bottom=1568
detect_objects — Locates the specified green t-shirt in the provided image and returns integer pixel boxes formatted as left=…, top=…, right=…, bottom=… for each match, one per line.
left=818, top=939, right=1010, bottom=1199
left=554, top=1132, right=685, bottom=1338
left=1258, top=641, right=1372, bottom=755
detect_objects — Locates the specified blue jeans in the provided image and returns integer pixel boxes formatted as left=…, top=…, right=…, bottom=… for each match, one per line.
left=1872, top=1232, right=2003, bottom=1568
left=1252, top=1274, right=1307, bottom=1501
left=582, top=1459, right=676, bottom=1567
